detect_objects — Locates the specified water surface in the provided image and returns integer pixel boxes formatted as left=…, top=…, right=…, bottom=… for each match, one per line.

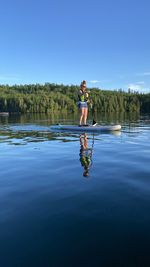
left=0, top=114, right=150, bottom=267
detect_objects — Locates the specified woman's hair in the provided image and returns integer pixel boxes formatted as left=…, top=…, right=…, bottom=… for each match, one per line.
left=80, top=80, right=86, bottom=88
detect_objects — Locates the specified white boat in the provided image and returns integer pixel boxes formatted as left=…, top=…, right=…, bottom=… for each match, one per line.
left=0, top=112, right=9, bottom=116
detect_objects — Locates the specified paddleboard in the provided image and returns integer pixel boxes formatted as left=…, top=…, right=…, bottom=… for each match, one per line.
left=50, top=124, right=121, bottom=132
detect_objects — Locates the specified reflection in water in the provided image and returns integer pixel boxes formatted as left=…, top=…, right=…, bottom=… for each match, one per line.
left=0, top=126, right=80, bottom=146
left=0, top=112, right=142, bottom=127
left=79, top=134, right=94, bottom=177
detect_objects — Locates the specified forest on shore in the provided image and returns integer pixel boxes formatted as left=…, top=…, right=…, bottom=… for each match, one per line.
left=0, top=83, right=150, bottom=114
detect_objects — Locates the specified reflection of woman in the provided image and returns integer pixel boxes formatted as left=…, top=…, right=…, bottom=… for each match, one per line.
left=79, top=134, right=94, bottom=177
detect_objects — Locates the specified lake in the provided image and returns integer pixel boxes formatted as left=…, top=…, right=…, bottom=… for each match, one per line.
left=0, top=113, right=150, bottom=267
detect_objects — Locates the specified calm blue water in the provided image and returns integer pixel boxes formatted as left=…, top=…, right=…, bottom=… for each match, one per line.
left=0, top=114, right=150, bottom=267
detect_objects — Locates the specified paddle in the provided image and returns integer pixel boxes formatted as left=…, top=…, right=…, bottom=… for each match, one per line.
left=92, top=119, right=97, bottom=126
left=87, top=93, right=97, bottom=126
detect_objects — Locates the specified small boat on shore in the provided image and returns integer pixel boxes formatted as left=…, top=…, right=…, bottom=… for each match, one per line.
left=0, top=112, right=9, bottom=116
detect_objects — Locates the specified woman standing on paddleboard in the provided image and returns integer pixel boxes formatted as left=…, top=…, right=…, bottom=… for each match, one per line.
left=78, top=80, right=89, bottom=126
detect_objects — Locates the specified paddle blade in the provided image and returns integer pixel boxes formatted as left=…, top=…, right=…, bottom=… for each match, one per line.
left=92, top=119, right=97, bottom=126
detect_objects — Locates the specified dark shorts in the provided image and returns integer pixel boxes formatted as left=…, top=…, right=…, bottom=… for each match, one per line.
left=78, top=101, right=88, bottom=109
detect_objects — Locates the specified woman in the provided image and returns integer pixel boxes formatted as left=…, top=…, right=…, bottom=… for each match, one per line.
left=78, top=80, right=89, bottom=126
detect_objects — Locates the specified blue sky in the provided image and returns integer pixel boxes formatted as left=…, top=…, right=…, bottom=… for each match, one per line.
left=0, top=0, right=150, bottom=92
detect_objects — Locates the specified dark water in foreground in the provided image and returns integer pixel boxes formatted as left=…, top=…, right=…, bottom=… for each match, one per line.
left=0, top=114, right=150, bottom=267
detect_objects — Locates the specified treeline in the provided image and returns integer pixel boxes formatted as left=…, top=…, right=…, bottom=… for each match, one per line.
left=0, top=83, right=150, bottom=114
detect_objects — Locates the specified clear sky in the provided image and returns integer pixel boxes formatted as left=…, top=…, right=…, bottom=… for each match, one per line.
left=0, top=0, right=150, bottom=92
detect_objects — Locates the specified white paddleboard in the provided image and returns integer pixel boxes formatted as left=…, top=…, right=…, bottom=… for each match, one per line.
left=50, top=124, right=121, bottom=132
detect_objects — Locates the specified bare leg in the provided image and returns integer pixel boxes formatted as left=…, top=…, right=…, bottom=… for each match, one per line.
left=83, top=108, right=88, bottom=125
left=79, top=108, right=84, bottom=125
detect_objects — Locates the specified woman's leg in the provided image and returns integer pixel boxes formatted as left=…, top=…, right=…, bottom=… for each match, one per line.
left=83, top=107, right=88, bottom=125
left=79, top=108, right=84, bottom=125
